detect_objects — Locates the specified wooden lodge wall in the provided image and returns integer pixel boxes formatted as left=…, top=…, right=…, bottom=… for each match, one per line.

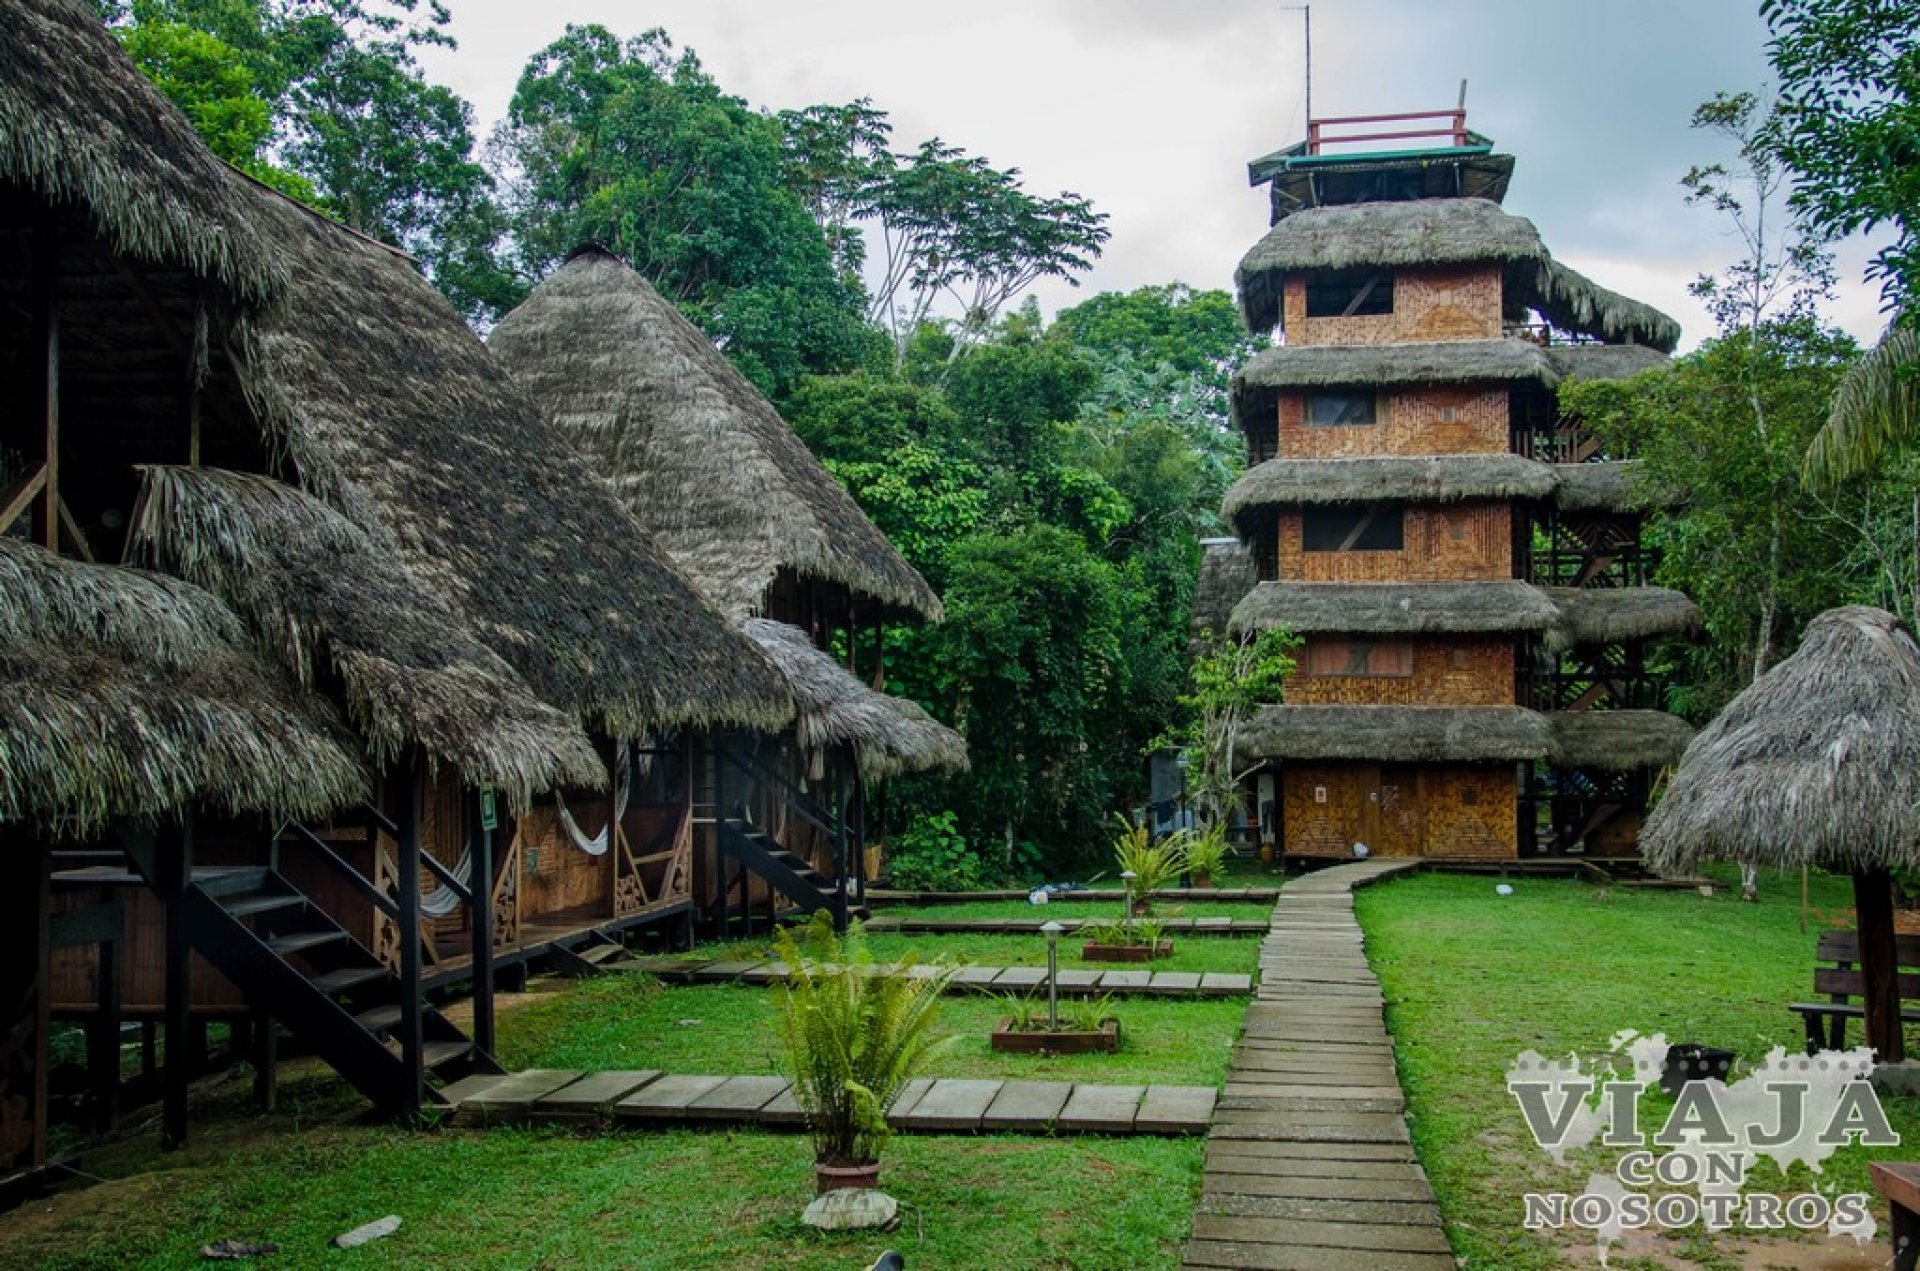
left=1287, top=636, right=1514, bottom=707
left=1273, top=386, right=1509, bottom=459
left=1281, top=763, right=1518, bottom=858
left=1275, top=503, right=1511, bottom=582
left=1280, top=265, right=1502, bottom=346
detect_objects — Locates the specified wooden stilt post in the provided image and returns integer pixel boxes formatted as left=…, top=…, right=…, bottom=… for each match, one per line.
left=1856, top=867, right=1905, bottom=1064
left=0, top=837, right=51, bottom=1174
left=96, top=916, right=121, bottom=1132
left=161, top=813, right=193, bottom=1150
left=470, top=786, right=495, bottom=1058
left=714, top=737, right=729, bottom=938
left=396, top=761, right=425, bottom=1116
left=32, top=220, right=59, bottom=552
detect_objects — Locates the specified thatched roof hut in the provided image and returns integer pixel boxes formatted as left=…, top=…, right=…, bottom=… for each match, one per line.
left=1234, top=198, right=1680, bottom=352
left=1543, top=585, right=1701, bottom=650
left=742, top=620, right=967, bottom=781
left=1241, top=704, right=1551, bottom=763
left=1550, top=462, right=1634, bottom=512
left=0, top=538, right=365, bottom=837
left=1225, top=454, right=1557, bottom=531
left=222, top=186, right=793, bottom=750
left=1548, top=711, right=1693, bottom=770
left=1236, top=337, right=1555, bottom=392
left=1193, top=539, right=1258, bottom=635
left=1643, top=607, right=1920, bottom=875
left=487, top=249, right=941, bottom=625
left=1641, top=606, right=1920, bottom=1061
left=0, top=0, right=281, bottom=303
left=1230, top=580, right=1559, bottom=636
left=134, top=466, right=605, bottom=807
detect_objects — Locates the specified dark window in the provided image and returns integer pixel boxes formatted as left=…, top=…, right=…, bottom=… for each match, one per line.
left=1306, top=393, right=1376, bottom=426
left=1249, top=425, right=1278, bottom=465
left=1302, top=503, right=1405, bottom=552
left=1252, top=532, right=1279, bottom=581
left=1306, top=638, right=1414, bottom=678
left=1305, top=271, right=1393, bottom=318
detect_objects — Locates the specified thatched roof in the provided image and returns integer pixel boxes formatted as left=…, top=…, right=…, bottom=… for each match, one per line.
left=1542, top=586, right=1701, bottom=650
left=224, top=186, right=792, bottom=746
left=1224, top=454, right=1556, bottom=529
left=741, top=620, right=966, bottom=781
left=488, top=249, right=940, bottom=624
left=1234, top=198, right=1680, bottom=353
left=1194, top=539, right=1257, bottom=635
left=1548, top=711, right=1694, bottom=771
left=0, top=0, right=280, bottom=302
left=134, top=466, right=605, bottom=807
left=1545, top=343, right=1669, bottom=382
left=0, top=537, right=365, bottom=838
left=1241, top=704, right=1550, bottom=763
left=1237, top=337, right=1554, bottom=391
left=1550, top=462, right=1633, bottom=512
left=1643, top=606, right=1920, bottom=873
left=1231, top=580, right=1558, bottom=636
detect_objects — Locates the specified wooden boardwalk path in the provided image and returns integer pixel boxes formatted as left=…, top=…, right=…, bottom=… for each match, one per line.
left=1182, top=859, right=1454, bottom=1270
left=863, top=915, right=1270, bottom=936
left=623, top=956, right=1254, bottom=998
left=869, top=887, right=1282, bottom=906
left=436, top=1070, right=1216, bottom=1136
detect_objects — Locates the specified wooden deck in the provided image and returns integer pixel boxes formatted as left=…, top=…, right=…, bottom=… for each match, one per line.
left=1183, top=859, right=1453, bottom=1270
left=623, top=955, right=1254, bottom=998
left=435, top=1070, right=1216, bottom=1135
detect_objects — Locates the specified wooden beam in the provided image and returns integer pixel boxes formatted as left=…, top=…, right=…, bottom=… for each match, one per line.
left=1856, top=867, right=1905, bottom=1064
left=161, top=814, right=193, bottom=1150
left=469, top=786, right=495, bottom=1059
left=396, top=761, right=425, bottom=1116
left=56, top=495, right=94, bottom=563
left=34, top=221, right=59, bottom=552
left=0, top=465, right=47, bottom=536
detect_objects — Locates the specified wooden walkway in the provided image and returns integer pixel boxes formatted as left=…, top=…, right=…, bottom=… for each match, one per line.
left=623, top=956, right=1254, bottom=998
left=869, top=887, right=1282, bottom=905
left=1183, top=859, right=1454, bottom=1270
left=436, top=1070, right=1216, bottom=1136
left=864, top=915, right=1270, bottom=936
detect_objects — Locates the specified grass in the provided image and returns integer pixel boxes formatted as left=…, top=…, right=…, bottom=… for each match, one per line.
left=686, top=930, right=1262, bottom=977
left=0, top=1073, right=1201, bottom=1269
left=875, top=898, right=1273, bottom=923
left=1355, top=866, right=1920, bottom=1269
left=495, top=976, right=1242, bottom=1087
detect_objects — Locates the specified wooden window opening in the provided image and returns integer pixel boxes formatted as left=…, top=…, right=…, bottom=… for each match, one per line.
left=1306, top=637, right=1414, bottom=678
left=1306, top=392, right=1376, bottom=427
left=1302, top=503, right=1405, bottom=552
left=1305, top=271, right=1394, bottom=318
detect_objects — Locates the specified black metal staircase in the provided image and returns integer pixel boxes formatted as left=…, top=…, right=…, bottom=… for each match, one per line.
left=710, top=738, right=869, bottom=933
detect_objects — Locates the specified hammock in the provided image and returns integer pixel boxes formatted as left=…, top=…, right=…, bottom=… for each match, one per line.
left=418, top=850, right=472, bottom=918
left=553, top=747, right=633, bottom=856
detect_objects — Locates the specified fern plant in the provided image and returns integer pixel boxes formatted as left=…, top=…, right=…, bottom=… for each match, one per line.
left=1184, top=821, right=1229, bottom=883
left=1113, top=814, right=1186, bottom=903
left=772, top=912, right=958, bottom=1167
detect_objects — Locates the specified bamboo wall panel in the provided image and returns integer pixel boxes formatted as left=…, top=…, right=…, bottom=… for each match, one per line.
left=1374, top=766, right=1425, bottom=856
left=1278, top=386, right=1509, bottom=459
left=1282, top=266, right=1503, bottom=347
left=1282, top=764, right=1372, bottom=857
left=514, top=806, right=614, bottom=925
left=1288, top=637, right=1515, bottom=706
left=50, top=887, right=243, bottom=1014
left=1422, top=766, right=1519, bottom=858
left=1278, top=503, right=1513, bottom=582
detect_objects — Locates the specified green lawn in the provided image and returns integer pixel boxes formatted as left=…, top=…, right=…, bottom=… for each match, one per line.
left=496, top=976, right=1242, bottom=1087
left=687, top=929, right=1262, bottom=976
left=0, top=1072, right=1201, bottom=1270
left=874, top=898, right=1274, bottom=922
left=1356, top=867, right=1920, bottom=1269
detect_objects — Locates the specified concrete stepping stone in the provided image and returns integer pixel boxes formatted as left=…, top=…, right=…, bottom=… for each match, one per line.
left=981, top=1080, right=1073, bottom=1130
left=896, top=1079, right=1003, bottom=1130
left=456, top=1069, right=584, bottom=1120
left=1056, top=1082, right=1146, bottom=1132
left=685, top=1075, right=790, bottom=1120
left=1137, top=1085, right=1218, bottom=1133
left=535, top=1070, right=661, bottom=1120
left=614, top=1073, right=729, bottom=1119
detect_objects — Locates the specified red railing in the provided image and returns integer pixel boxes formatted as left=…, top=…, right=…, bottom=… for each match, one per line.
left=1307, top=109, right=1468, bottom=155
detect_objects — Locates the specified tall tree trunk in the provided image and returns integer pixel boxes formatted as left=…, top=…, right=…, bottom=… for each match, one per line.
left=1855, top=867, right=1905, bottom=1063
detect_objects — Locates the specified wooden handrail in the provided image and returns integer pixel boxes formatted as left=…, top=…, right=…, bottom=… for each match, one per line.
left=1307, top=109, right=1468, bottom=155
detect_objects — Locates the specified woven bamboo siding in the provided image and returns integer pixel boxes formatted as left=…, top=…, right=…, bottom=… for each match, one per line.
left=514, top=807, right=615, bottom=924
left=1281, top=762, right=1519, bottom=858
left=51, top=886, right=246, bottom=1015
left=1282, top=265, right=1503, bottom=346
left=1288, top=637, right=1515, bottom=706
left=1279, top=386, right=1508, bottom=459
left=1277, top=503, right=1513, bottom=582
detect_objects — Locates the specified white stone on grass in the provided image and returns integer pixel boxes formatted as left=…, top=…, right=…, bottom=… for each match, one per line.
left=802, top=1189, right=899, bottom=1231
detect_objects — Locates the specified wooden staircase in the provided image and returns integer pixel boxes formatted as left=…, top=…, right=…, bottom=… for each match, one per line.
left=710, top=740, right=869, bottom=933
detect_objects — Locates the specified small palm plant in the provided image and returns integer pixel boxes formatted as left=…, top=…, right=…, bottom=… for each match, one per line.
left=772, top=912, right=957, bottom=1187
left=1184, top=821, right=1230, bottom=887
left=1113, top=814, right=1186, bottom=913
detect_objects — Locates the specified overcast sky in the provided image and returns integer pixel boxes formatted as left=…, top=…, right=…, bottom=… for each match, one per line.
left=420, top=0, right=1889, bottom=351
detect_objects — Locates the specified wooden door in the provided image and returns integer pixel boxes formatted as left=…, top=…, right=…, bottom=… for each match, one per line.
left=1373, top=766, right=1425, bottom=857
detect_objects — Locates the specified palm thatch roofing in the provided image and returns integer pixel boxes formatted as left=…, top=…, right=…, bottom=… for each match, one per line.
left=134, top=466, right=605, bottom=807
left=0, top=0, right=280, bottom=302
left=1241, top=704, right=1550, bottom=763
left=741, top=620, right=966, bottom=781
left=223, top=185, right=792, bottom=749
left=1193, top=538, right=1258, bottom=635
left=1550, top=462, right=1633, bottom=512
left=1545, top=343, right=1670, bottom=382
left=1642, top=606, right=1920, bottom=873
left=488, top=249, right=940, bottom=625
left=0, top=537, right=365, bottom=837
left=1224, top=454, right=1556, bottom=529
left=1230, top=580, right=1559, bottom=636
left=1542, top=585, right=1701, bottom=650
left=1548, top=710, right=1694, bottom=771
left=1234, top=198, right=1680, bottom=352
left=1237, top=337, right=1554, bottom=391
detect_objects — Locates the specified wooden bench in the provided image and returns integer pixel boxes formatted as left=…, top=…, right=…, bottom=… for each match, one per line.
left=1790, top=929, right=1920, bottom=1053
left=1870, top=1160, right=1920, bottom=1270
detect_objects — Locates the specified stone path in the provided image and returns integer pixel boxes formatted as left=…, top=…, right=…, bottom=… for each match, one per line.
left=435, top=1070, right=1216, bottom=1136
left=625, top=956, right=1254, bottom=998
left=864, top=915, right=1270, bottom=936
left=869, top=887, right=1282, bottom=905
left=1182, top=859, right=1454, bottom=1270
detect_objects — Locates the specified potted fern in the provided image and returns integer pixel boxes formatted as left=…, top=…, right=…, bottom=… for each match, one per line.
left=1113, top=815, right=1185, bottom=915
left=772, top=912, right=957, bottom=1193
left=1185, top=821, right=1230, bottom=889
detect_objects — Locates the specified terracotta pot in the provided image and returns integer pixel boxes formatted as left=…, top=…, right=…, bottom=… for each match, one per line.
left=1130, top=898, right=1153, bottom=917
left=815, top=1160, right=882, bottom=1194
left=1191, top=873, right=1216, bottom=889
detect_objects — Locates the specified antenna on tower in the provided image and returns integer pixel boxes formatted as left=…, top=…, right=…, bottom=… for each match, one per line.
left=1281, top=4, right=1312, bottom=126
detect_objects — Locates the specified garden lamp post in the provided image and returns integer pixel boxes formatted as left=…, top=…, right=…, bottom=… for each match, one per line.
left=1120, top=869, right=1137, bottom=927
left=1041, top=920, right=1063, bottom=1032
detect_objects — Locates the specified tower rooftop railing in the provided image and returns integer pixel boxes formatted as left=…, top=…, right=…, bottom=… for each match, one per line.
left=1307, top=108, right=1470, bottom=156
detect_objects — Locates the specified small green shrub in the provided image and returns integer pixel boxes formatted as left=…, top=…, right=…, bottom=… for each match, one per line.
left=1113, top=815, right=1186, bottom=899
left=887, top=811, right=986, bottom=892
left=1184, top=822, right=1229, bottom=881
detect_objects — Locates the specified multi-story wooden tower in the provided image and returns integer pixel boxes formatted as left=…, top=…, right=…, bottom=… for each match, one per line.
left=1211, top=110, right=1699, bottom=861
